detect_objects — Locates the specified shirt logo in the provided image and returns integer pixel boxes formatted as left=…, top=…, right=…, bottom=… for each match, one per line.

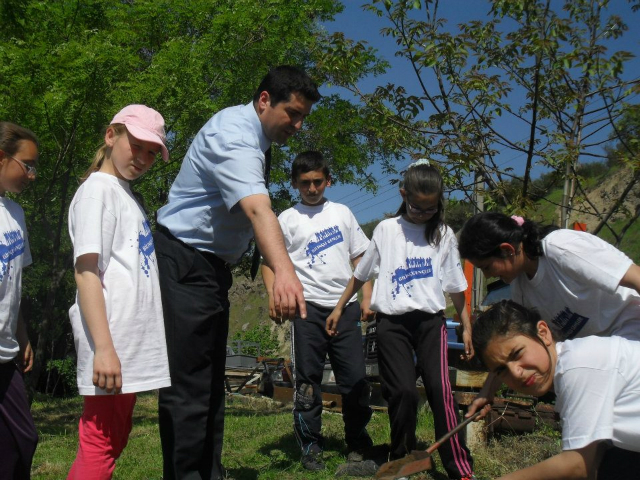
left=0, top=229, right=25, bottom=282
left=305, top=225, right=344, bottom=268
left=552, top=307, right=589, bottom=339
left=391, top=257, right=433, bottom=299
left=138, top=220, right=156, bottom=277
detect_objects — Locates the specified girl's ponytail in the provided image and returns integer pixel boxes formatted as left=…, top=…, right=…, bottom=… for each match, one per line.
left=80, top=124, right=126, bottom=182
left=520, top=219, right=559, bottom=259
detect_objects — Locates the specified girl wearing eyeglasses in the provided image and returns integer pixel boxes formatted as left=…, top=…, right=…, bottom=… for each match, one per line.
left=327, top=160, right=476, bottom=480
left=0, top=121, right=39, bottom=479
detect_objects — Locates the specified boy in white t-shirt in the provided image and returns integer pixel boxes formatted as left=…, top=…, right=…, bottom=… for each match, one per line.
left=262, top=151, right=374, bottom=471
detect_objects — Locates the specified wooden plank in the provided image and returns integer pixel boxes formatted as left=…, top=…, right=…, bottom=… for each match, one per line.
left=450, top=369, right=488, bottom=388
left=449, top=369, right=488, bottom=388
left=454, top=392, right=479, bottom=406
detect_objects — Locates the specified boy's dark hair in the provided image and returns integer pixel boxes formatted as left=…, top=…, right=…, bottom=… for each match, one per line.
left=395, top=162, right=445, bottom=246
left=253, top=65, right=321, bottom=106
left=0, top=122, right=39, bottom=155
left=472, top=300, right=551, bottom=369
left=458, top=212, right=558, bottom=261
left=291, top=150, right=330, bottom=182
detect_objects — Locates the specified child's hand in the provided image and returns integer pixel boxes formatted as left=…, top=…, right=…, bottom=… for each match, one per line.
left=267, top=294, right=281, bottom=323
left=462, top=328, right=475, bottom=360
left=360, top=299, right=376, bottom=322
left=325, top=309, right=341, bottom=336
left=18, top=340, right=34, bottom=373
left=93, top=347, right=122, bottom=394
left=16, top=312, right=33, bottom=372
left=465, top=372, right=501, bottom=420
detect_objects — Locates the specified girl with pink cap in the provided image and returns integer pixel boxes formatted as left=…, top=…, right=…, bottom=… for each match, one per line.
left=67, top=105, right=171, bottom=479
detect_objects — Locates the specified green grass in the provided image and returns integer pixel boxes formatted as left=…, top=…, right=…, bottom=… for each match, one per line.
left=30, top=391, right=559, bottom=480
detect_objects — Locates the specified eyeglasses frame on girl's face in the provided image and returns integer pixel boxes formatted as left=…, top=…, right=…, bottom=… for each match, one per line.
left=406, top=201, right=438, bottom=215
left=7, top=154, right=37, bottom=177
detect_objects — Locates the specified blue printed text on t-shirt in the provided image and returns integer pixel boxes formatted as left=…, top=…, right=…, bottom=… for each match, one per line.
left=138, top=220, right=156, bottom=277
left=0, top=229, right=25, bottom=282
left=552, top=307, right=589, bottom=339
left=391, top=257, right=433, bottom=299
left=305, top=225, right=344, bottom=268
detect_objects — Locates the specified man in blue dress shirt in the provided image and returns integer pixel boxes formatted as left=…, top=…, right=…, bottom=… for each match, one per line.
left=154, top=66, right=321, bottom=480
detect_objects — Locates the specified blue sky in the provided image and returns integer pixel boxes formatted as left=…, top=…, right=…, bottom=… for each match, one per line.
left=305, top=1, right=640, bottom=224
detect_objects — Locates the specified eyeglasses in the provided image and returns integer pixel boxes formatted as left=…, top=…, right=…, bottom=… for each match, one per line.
left=8, top=155, right=37, bottom=177
left=407, top=201, right=438, bottom=215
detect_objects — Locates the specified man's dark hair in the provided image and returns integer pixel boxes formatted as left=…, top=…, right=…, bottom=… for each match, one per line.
left=291, top=150, right=330, bottom=182
left=253, top=65, right=321, bottom=106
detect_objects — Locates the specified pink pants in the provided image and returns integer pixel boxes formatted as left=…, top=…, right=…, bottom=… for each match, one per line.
left=67, top=393, right=137, bottom=480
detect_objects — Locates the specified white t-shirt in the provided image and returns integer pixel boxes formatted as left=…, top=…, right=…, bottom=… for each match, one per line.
left=278, top=201, right=369, bottom=308
left=68, top=173, right=170, bottom=395
left=0, top=197, right=32, bottom=363
left=511, top=229, right=640, bottom=340
left=354, top=217, right=467, bottom=315
left=554, top=336, right=640, bottom=452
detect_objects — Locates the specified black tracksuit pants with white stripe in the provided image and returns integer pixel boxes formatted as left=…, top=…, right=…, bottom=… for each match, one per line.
left=291, top=301, right=372, bottom=455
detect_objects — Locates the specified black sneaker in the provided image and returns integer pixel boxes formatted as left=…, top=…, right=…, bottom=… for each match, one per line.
left=346, top=432, right=374, bottom=462
left=347, top=449, right=365, bottom=462
left=335, top=459, right=379, bottom=477
left=301, top=451, right=325, bottom=471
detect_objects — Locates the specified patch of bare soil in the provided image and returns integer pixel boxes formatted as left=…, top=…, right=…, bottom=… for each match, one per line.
left=570, top=165, right=640, bottom=232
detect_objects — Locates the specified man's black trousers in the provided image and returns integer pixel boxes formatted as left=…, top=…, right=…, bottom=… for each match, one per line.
left=154, top=227, right=232, bottom=480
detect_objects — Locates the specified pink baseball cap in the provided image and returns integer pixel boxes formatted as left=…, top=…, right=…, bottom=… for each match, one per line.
left=110, top=104, right=169, bottom=162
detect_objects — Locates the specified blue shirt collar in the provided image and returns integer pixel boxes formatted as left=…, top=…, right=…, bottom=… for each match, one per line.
left=243, top=102, right=271, bottom=154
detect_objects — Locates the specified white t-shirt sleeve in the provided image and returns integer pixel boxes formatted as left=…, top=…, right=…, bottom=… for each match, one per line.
left=353, top=236, right=380, bottom=282
left=555, top=339, right=616, bottom=450
left=69, top=196, right=117, bottom=272
left=439, top=227, right=467, bottom=293
left=347, top=209, right=370, bottom=260
left=545, top=231, right=633, bottom=295
left=278, top=212, right=292, bottom=248
left=18, top=206, right=32, bottom=268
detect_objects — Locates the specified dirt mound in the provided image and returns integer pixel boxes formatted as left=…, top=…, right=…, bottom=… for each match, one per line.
left=570, top=166, right=640, bottom=232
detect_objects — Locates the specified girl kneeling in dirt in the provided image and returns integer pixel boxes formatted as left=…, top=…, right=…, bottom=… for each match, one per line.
left=473, top=300, right=640, bottom=480
left=458, top=212, right=640, bottom=426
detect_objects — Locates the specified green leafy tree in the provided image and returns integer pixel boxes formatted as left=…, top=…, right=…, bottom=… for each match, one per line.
left=0, top=0, right=392, bottom=394
left=322, top=0, right=640, bottom=229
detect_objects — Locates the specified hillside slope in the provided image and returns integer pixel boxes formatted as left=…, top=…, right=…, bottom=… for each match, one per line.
left=568, top=165, right=639, bottom=233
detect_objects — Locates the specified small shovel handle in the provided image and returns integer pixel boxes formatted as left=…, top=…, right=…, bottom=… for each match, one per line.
left=426, top=409, right=481, bottom=454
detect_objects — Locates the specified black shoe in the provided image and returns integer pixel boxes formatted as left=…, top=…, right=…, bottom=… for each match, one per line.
left=302, top=451, right=325, bottom=471
left=346, top=432, right=374, bottom=462
left=347, top=449, right=365, bottom=462
left=335, top=459, right=379, bottom=477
